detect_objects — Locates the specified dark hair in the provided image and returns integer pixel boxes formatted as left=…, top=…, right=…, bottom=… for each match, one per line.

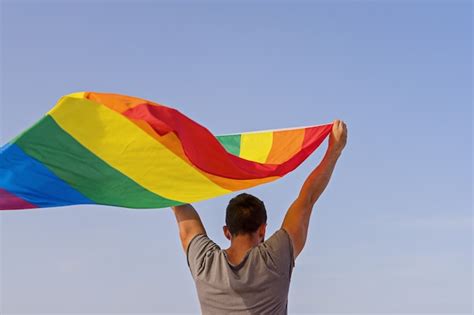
left=225, top=193, right=267, bottom=237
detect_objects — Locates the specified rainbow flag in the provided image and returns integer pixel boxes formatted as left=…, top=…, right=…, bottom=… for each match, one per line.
left=0, top=92, right=332, bottom=210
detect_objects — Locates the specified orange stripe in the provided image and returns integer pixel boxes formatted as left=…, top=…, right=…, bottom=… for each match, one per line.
left=86, top=92, right=156, bottom=113
left=265, top=129, right=306, bottom=164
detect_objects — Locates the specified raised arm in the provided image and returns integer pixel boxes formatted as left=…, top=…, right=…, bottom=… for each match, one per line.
left=172, top=204, right=207, bottom=253
left=282, top=119, right=347, bottom=259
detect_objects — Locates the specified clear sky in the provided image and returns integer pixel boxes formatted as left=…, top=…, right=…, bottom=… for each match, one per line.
left=0, top=0, right=472, bottom=314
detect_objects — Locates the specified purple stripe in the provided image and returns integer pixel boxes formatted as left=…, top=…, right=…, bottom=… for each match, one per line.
left=0, top=188, right=38, bottom=210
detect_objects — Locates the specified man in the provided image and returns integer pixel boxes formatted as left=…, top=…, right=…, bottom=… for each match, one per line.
left=172, top=119, right=347, bottom=314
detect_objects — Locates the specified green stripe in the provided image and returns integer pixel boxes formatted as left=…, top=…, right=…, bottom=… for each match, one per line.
left=216, top=134, right=241, bottom=156
left=14, top=115, right=182, bottom=209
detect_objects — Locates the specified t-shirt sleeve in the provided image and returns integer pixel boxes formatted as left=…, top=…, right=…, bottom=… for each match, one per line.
left=261, top=228, right=296, bottom=278
left=186, top=233, right=220, bottom=278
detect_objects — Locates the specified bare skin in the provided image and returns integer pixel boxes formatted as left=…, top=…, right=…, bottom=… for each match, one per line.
left=221, top=223, right=267, bottom=265
left=172, top=119, right=348, bottom=265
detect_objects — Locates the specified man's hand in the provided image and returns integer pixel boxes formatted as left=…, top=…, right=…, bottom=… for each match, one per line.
left=282, top=119, right=347, bottom=260
left=328, top=119, right=347, bottom=156
left=172, top=204, right=207, bottom=253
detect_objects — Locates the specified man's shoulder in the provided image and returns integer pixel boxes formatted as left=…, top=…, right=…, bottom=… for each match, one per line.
left=257, top=228, right=296, bottom=276
left=188, top=233, right=220, bottom=249
left=186, top=233, right=221, bottom=270
left=261, top=228, right=292, bottom=247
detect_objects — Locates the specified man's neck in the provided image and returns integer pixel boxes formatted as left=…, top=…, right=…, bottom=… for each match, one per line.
left=225, top=233, right=261, bottom=255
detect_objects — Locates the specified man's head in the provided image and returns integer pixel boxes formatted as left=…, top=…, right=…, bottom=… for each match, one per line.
left=223, top=193, right=267, bottom=243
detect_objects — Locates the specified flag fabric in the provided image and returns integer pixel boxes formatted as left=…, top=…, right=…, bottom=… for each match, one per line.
left=0, top=92, right=333, bottom=210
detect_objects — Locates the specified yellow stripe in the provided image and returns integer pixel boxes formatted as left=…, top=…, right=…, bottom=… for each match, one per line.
left=48, top=96, right=231, bottom=203
left=239, top=132, right=273, bottom=163
left=65, top=91, right=86, bottom=99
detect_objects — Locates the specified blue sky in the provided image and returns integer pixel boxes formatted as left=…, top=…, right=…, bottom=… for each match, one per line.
left=0, top=0, right=472, bottom=314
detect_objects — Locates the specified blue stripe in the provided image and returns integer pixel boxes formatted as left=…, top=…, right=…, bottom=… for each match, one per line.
left=0, top=142, right=11, bottom=153
left=0, top=143, right=93, bottom=207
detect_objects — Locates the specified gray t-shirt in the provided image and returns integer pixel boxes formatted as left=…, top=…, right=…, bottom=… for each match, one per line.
left=186, top=228, right=296, bottom=315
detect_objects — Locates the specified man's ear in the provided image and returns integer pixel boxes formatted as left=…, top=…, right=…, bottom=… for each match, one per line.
left=223, top=225, right=232, bottom=241
left=258, top=223, right=267, bottom=242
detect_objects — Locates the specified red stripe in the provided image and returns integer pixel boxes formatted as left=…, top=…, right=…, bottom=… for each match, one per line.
left=0, top=189, right=38, bottom=210
left=123, top=104, right=332, bottom=179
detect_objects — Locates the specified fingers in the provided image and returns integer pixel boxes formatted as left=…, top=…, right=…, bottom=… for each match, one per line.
left=331, top=119, right=348, bottom=143
left=332, top=119, right=346, bottom=131
left=328, top=119, right=348, bottom=153
left=332, top=119, right=341, bottom=133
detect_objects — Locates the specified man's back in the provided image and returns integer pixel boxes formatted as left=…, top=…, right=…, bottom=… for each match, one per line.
left=187, top=228, right=295, bottom=315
